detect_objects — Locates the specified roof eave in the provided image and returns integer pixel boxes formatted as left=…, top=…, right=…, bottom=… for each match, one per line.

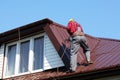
left=0, top=18, right=53, bottom=45
left=58, top=66, right=120, bottom=80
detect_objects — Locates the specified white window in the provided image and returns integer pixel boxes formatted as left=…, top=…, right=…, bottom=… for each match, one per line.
left=4, top=33, right=64, bottom=78
left=4, top=34, right=44, bottom=77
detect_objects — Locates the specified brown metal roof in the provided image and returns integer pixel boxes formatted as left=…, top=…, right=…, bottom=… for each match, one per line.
left=44, top=21, right=120, bottom=79
left=3, top=18, right=120, bottom=80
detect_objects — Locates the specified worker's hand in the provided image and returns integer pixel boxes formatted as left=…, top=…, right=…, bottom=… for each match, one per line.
left=79, top=32, right=84, bottom=36
left=73, top=31, right=84, bottom=36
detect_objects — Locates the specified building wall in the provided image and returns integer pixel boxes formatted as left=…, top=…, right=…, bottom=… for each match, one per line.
left=44, top=34, right=64, bottom=70
left=0, top=44, right=4, bottom=79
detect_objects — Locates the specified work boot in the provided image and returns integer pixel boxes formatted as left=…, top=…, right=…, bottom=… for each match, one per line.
left=88, top=61, right=93, bottom=64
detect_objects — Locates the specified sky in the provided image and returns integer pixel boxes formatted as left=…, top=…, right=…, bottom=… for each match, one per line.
left=0, top=0, right=120, bottom=39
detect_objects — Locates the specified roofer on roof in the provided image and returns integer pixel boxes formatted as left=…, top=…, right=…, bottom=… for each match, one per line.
left=67, top=19, right=93, bottom=72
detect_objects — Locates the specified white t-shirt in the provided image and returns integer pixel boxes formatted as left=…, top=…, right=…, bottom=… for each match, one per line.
left=77, top=27, right=81, bottom=32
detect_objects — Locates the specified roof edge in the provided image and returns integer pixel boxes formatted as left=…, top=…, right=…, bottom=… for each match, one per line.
left=0, top=18, right=53, bottom=45
left=98, top=37, right=120, bottom=42
left=0, top=18, right=53, bottom=36
left=58, top=66, right=120, bottom=80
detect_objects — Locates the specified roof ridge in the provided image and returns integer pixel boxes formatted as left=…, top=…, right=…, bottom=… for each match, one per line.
left=98, top=37, right=120, bottom=42
left=52, top=22, right=67, bottom=29
left=85, top=34, right=100, bottom=40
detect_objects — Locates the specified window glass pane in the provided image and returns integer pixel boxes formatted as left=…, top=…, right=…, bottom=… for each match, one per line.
left=6, top=44, right=16, bottom=76
left=19, top=41, right=30, bottom=73
left=33, top=37, right=44, bottom=70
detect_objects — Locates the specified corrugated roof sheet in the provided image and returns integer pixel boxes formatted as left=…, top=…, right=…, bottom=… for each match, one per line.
left=44, top=21, right=120, bottom=79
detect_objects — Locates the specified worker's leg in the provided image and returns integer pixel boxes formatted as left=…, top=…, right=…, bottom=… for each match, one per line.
left=70, top=36, right=80, bottom=71
left=70, top=52, right=78, bottom=71
left=79, top=36, right=91, bottom=63
left=85, top=50, right=90, bottom=62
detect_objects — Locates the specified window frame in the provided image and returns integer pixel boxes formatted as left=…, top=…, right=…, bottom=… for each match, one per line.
left=4, top=33, right=45, bottom=78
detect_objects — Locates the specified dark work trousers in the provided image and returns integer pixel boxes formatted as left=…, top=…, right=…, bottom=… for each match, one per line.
left=70, top=35, right=90, bottom=71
